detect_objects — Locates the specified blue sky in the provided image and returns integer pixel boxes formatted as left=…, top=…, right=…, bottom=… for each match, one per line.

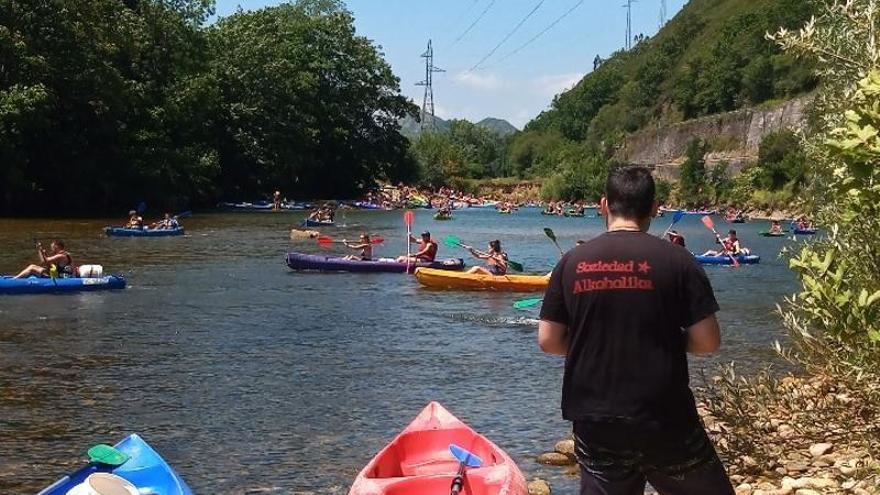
left=214, top=0, right=687, bottom=128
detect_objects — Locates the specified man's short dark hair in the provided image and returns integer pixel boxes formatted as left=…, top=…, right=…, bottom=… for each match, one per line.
left=605, top=166, right=655, bottom=220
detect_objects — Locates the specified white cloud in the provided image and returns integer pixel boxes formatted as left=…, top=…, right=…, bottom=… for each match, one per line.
left=453, top=71, right=503, bottom=91
left=532, top=73, right=584, bottom=97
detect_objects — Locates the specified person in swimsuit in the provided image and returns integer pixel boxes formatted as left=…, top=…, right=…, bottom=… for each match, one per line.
left=396, top=231, right=438, bottom=263
left=151, top=213, right=178, bottom=230
left=702, top=229, right=749, bottom=257
left=466, top=240, right=508, bottom=276
left=769, top=220, right=784, bottom=234
left=273, top=190, right=282, bottom=211
left=343, top=234, right=373, bottom=261
left=15, top=239, right=76, bottom=278
left=666, top=230, right=686, bottom=247
left=125, top=210, right=143, bottom=229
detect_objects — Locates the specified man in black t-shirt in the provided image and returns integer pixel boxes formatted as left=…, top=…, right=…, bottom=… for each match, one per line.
left=539, top=166, right=733, bottom=495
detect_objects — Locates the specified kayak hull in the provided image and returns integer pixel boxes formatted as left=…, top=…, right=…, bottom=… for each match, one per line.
left=0, top=275, right=126, bottom=295
left=759, top=231, right=787, bottom=237
left=37, top=434, right=192, bottom=495
left=433, top=215, right=453, bottom=221
left=303, top=219, right=335, bottom=227
left=349, top=401, right=527, bottom=495
left=414, top=268, right=549, bottom=292
left=105, top=227, right=184, bottom=237
left=793, top=229, right=817, bottom=235
left=286, top=253, right=465, bottom=273
left=693, top=254, right=761, bottom=265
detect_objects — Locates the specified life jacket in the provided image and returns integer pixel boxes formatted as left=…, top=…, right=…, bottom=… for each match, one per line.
left=53, top=252, right=76, bottom=277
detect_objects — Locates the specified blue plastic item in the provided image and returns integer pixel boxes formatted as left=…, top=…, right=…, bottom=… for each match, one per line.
left=0, top=275, right=126, bottom=295
left=37, top=434, right=193, bottom=495
left=105, top=227, right=185, bottom=237
left=793, top=228, right=817, bottom=235
left=449, top=444, right=484, bottom=468
left=693, top=254, right=761, bottom=265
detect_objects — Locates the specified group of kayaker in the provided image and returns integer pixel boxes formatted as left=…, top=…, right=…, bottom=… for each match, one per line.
left=124, top=211, right=180, bottom=230
left=307, top=205, right=336, bottom=222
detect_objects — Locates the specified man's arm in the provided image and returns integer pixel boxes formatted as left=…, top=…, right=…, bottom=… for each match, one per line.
left=538, top=319, right=569, bottom=356
left=686, top=314, right=721, bottom=355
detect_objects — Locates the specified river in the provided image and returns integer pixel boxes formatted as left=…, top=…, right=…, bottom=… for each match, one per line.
left=0, top=208, right=801, bottom=494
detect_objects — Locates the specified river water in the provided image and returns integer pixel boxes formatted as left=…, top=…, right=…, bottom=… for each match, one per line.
left=0, top=208, right=802, bottom=494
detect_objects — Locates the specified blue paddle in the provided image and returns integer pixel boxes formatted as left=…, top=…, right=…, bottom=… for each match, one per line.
left=661, top=210, right=686, bottom=238
left=137, top=201, right=147, bottom=215
left=449, top=444, right=483, bottom=495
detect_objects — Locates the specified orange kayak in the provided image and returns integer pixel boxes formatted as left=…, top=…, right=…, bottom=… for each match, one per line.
left=413, top=268, right=549, bottom=292
left=348, top=402, right=528, bottom=495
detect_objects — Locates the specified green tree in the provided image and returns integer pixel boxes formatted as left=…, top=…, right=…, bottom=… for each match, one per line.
left=678, top=138, right=707, bottom=203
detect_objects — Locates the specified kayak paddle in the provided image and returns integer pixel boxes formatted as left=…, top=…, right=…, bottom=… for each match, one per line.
left=175, top=210, right=192, bottom=219
left=137, top=201, right=147, bottom=215
left=449, top=444, right=483, bottom=495
left=543, top=228, right=564, bottom=256
left=88, top=444, right=130, bottom=467
left=661, top=210, right=686, bottom=238
left=443, top=235, right=524, bottom=272
left=700, top=216, right=740, bottom=268
left=316, top=235, right=385, bottom=247
left=513, top=297, right=543, bottom=310
left=404, top=210, right=414, bottom=274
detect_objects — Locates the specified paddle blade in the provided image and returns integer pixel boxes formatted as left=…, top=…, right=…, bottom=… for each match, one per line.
left=88, top=444, right=130, bottom=467
left=137, top=201, right=147, bottom=214
left=404, top=210, right=414, bottom=227
left=513, top=298, right=543, bottom=310
left=449, top=444, right=483, bottom=468
left=370, top=236, right=385, bottom=245
left=508, top=260, right=524, bottom=272
left=672, top=210, right=685, bottom=224
left=176, top=210, right=192, bottom=219
left=443, top=235, right=463, bottom=249
left=543, top=228, right=557, bottom=242
left=700, top=215, right=715, bottom=231
left=317, top=236, right=334, bottom=245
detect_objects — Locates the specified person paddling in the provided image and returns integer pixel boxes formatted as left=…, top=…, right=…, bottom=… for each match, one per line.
left=466, top=240, right=508, bottom=276
left=769, top=220, right=783, bottom=234
left=150, top=213, right=179, bottom=230
left=343, top=234, right=373, bottom=261
left=538, top=166, right=733, bottom=495
left=125, top=210, right=143, bottom=229
left=15, top=239, right=76, bottom=279
left=702, top=229, right=749, bottom=257
left=396, top=231, right=437, bottom=263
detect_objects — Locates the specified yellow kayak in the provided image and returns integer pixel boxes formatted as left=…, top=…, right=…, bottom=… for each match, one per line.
left=414, top=267, right=549, bottom=292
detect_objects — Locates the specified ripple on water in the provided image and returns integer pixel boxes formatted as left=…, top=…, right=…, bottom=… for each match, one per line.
left=0, top=211, right=799, bottom=494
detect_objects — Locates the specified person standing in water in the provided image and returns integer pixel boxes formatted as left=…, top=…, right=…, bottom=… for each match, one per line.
left=538, top=166, right=733, bottom=495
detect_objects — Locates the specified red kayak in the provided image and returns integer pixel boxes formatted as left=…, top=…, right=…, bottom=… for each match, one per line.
left=349, top=402, right=528, bottom=495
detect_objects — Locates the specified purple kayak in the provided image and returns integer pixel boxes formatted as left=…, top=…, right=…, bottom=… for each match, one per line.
left=286, top=252, right=465, bottom=273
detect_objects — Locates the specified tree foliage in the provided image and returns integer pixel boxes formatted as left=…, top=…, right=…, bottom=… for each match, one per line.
left=0, top=0, right=417, bottom=214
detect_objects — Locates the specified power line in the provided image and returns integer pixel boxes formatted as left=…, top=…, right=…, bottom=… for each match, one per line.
left=449, top=0, right=497, bottom=48
left=468, top=0, right=546, bottom=71
left=494, top=0, right=585, bottom=65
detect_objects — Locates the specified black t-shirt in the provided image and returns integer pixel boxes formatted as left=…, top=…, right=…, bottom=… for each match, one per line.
left=540, top=231, right=719, bottom=429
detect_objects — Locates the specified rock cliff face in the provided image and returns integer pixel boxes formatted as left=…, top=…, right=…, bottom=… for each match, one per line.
left=617, top=97, right=810, bottom=181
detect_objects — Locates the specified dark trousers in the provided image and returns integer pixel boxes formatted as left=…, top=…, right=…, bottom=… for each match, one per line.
left=573, top=419, right=734, bottom=495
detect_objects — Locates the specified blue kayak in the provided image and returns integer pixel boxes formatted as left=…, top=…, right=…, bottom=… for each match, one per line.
left=0, top=275, right=126, bottom=295
left=105, top=227, right=184, bottom=237
left=693, top=254, right=761, bottom=265
left=38, top=434, right=192, bottom=495
left=793, top=228, right=817, bottom=235
left=303, top=219, right=334, bottom=227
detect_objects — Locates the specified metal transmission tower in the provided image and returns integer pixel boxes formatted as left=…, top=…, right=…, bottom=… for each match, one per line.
left=416, top=40, right=444, bottom=131
left=660, top=0, right=667, bottom=27
left=623, top=0, right=634, bottom=50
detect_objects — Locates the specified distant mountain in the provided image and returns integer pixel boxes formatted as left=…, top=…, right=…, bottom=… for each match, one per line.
left=476, top=118, right=518, bottom=136
left=400, top=115, right=518, bottom=139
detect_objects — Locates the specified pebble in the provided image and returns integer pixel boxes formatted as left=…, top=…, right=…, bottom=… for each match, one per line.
left=527, top=478, right=551, bottom=495
left=808, top=442, right=833, bottom=458
left=536, top=452, right=574, bottom=466
left=554, top=439, right=575, bottom=457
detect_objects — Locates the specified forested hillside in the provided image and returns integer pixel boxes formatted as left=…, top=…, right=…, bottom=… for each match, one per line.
left=502, top=0, right=820, bottom=205
left=0, top=0, right=416, bottom=215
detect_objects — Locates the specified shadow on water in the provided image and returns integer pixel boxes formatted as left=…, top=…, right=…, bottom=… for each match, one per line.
left=0, top=210, right=800, bottom=494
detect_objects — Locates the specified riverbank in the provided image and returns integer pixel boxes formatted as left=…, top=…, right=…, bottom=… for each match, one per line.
left=533, top=371, right=880, bottom=494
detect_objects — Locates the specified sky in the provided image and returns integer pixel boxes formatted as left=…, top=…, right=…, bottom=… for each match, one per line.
left=214, top=0, right=687, bottom=129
